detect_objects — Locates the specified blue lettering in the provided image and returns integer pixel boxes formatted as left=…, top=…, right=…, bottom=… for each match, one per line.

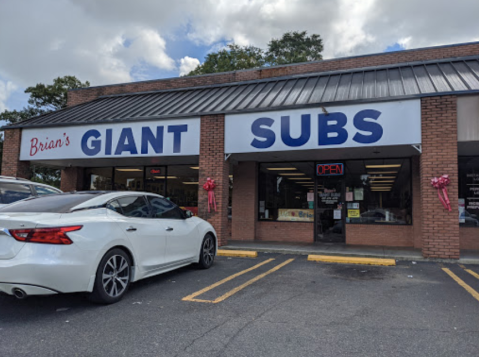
left=251, top=117, right=276, bottom=149
left=81, top=129, right=101, bottom=156
left=318, top=112, right=348, bottom=146
left=105, top=129, right=112, bottom=155
left=168, top=125, right=187, bottom=153
left=141, top=126, right=164, bottom=154
left=352, top=109, right=383, bottom=144
left=114, top=128, right=138, bottom=155
left=281, top=115, right=311, bottom=147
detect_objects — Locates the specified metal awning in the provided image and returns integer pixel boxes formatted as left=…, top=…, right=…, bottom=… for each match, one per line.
left=7, top=55, right=479, bottom=129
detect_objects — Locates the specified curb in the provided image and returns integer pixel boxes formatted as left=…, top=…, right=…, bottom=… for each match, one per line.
left=308, top=255, right=396, bottom=266
left=217, top=249, right=258, bottom=258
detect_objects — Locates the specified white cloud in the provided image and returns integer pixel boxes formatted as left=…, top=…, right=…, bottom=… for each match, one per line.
left=0, top=80, right=17, bottom=112
left=0, top=0, right=478, bottom=109
left=179, top=56, right=200, bottom=76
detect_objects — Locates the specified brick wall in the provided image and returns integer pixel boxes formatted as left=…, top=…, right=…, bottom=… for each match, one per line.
left=256, top=221, right=314, bottom=243
left=60, top=167, right=85, bottom=192
left=1, top=129, right=30, bottom=178
left=459, top=228, right=479, bottom=250
left=198, top=114, right=229, bottom=247
left=420, top=96, right=459, bottom=259
left=67, top=42, right=479, bottom=107
left=346, top=224, right=414, bottom=247
left=231, top=162, right=257, bottom=241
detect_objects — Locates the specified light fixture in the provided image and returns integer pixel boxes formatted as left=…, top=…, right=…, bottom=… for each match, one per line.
left=229, top=175, right=233, bottom=178
left=365, top=164, right=401, bottom=168
left=183, top=182, right=199, bottom=185
left=369, top=176, right=396, bottom=179
left=367, top=171, right=398, bottom=174
left=266, top=168, right=297, bottom=171
left=370, top=180, right=395, bottom=183
left=279, top=173, right=305, bottom=176
left=190, top=167, right=199, bottom=170
left=116, top=168, right=143, bottom=172
left=371, top=188, right=392, bottom=191
left=288, top=177, right=312, bottom=180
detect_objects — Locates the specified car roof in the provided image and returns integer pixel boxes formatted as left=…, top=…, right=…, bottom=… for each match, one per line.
left=70, top=191, right=165, bottom=211
left=0, top=176, right=62, bottom=191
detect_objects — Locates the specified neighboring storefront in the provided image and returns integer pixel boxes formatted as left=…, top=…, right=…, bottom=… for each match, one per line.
left=3, top=41, right=479, bottom=259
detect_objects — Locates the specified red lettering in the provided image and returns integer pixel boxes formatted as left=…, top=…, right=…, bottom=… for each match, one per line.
left=66, top=136, right=70, bottom=146
left=55, top=139, right=63, bottom=148
left=48, top=140, right=55, bottom=149
left=30, top=138, right=38, bottom=156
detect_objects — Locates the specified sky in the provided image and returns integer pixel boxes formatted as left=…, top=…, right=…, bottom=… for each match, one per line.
left=1, top=0, right=478, bottom=112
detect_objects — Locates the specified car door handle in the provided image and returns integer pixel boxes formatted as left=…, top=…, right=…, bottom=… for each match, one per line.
left=165, top=227, right=174, bottom=231
left=126, top=226, right=137, bottom=232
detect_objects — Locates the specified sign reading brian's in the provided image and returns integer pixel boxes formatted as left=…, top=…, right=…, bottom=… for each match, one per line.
left=20, top=118, right=200, bottom=160
left=225, top=100, right=421, bottom=154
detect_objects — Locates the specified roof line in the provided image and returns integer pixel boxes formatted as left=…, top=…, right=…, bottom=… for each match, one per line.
left=4, top=90, right=478, bottom=130
left=69, top=41, right=479, bottom=92
left=97, top=55, right=479, bottom=99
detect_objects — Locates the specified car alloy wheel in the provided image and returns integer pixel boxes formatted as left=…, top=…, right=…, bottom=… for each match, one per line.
left=199, top=234, right=215, bottom=269
left=102, top=255, right=130, bottom=298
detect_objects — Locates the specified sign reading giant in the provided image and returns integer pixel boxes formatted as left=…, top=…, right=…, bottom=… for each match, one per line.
left=20, top=118, right=200, bottom=160
left=225, top=100, right=420, bottom=154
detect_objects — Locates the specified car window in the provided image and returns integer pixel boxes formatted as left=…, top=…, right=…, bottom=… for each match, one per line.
left=0, top=193, right=101, bottom=213
left=0, top=182, right=33, bottom=204
left=35, top=185, right=61, bottom=196
left=106, top=200, right=123, bottom=214
left=117, top=196, right=150, bottom=218
left=147, top=196, right=184, bottom=219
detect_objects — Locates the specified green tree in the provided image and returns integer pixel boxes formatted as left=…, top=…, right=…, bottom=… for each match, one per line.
left=0, top=76, right=90, bottom=186
left=187, top=44, right=265, bottom=76
left=266, top=31, right=323, bottom=65
left=187, top=31, right=324, bottom=76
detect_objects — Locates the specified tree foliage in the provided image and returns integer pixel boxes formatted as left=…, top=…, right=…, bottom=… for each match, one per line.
left=187, top=44, right=266, bottom=76
left=0, top=76, right=90, bottom=186
left=187, top=31, right=323, bottom=76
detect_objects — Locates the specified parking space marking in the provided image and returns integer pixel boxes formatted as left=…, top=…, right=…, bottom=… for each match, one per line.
left=442, top=268, right=479, bottom=303
left=182, top=258, right=275, bottom=303
left=464, top=269, right=479, bottom=281
left=183, top=258, right=294, bottom=303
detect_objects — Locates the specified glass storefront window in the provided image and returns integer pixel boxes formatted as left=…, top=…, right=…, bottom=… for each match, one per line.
left=345, top=159, right=412, bottom=225
left=258, top=163, right=315, bottom=222
left=114, top=167, right=144, bottom=191
left=86, top=167, right=113, bottom=190
left=166, top=166, right=199, bottom=215
left=459, top=157, right=479, bottom=227
left=145, top=166, right=166, bottom=194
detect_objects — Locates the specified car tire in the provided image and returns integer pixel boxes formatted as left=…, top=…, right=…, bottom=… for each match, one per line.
left=89, top=248, right=132, bottom=304
left=198, top=234, right=215, bottom=269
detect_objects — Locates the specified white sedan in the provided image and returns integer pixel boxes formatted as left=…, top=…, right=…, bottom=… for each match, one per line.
left=0, top=191, right=217, bottom=304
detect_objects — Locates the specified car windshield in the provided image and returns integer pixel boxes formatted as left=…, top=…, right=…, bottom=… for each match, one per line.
left=0, top=193, right=102, bottom=213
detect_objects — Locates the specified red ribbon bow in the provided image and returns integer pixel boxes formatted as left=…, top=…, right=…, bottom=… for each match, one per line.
left=430, top=174, right=451, bottom=211
left=203, top=177, right=217, bottom=213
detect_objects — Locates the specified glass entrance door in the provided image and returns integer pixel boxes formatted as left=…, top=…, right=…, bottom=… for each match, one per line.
left=316, top=176, right=345, bottom=243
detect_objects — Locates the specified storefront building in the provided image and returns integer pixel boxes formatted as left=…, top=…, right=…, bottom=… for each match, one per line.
left=3, top=41, right=479, bottom=259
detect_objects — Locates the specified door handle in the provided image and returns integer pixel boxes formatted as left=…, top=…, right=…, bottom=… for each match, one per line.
left=126, top=226, right=137, bottom=232
left=165, top=227, right=174, bottom=232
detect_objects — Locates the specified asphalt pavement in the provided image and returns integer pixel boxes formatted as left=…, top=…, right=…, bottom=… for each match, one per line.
left=1, top=254, right=478, bottom=357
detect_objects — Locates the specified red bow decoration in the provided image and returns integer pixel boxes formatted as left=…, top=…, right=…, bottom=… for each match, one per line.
left=203, top=177, right=217, bottom=213
left=430, top=174, right=451, bottom=211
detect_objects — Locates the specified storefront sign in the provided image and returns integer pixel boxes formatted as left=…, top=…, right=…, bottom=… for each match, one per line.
left=277, top=208, right=314, bottom=222
left=317, top=163, right=344, bottom=176
left=20, top=118, right=201, bottom=160
left=225, top=100, right=420, bottom=153
left=348, top=209, right=360, bottom=218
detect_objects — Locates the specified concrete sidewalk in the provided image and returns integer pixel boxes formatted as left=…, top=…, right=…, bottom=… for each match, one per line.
left=222, top=240, right=479, bottom=264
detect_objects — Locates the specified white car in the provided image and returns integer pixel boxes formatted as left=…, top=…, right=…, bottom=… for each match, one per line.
left=0, top=191, right=217, bottom=304
left=0, top=175, right=62, bottom=208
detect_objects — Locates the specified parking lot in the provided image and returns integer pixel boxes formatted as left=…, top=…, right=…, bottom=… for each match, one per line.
left=1, top=253, right=479, bottom=357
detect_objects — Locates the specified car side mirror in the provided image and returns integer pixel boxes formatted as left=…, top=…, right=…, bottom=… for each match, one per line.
left=184, top=210, right=193, bottom=219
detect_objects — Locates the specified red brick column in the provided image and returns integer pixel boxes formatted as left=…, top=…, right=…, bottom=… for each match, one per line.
left=1, top=129, right=30, bottom=178
left=232, top=161, right=257, bottom=241
left=420, top=96, right=459, bottom=259
left=198, top=114, right=229, bottom=246
left=61, top=167, right=85, bottom=192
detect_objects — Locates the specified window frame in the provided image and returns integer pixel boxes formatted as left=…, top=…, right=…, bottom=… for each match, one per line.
left=106, top=195, right=152, bottom=219
left=0, top=182, right=35, bottom=205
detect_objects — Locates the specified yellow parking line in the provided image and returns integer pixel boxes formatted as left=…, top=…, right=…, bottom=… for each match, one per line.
left=465, top=269, right=479, bottom=281
left=217, top=249, right=257, bottom=258
left=308, top=255, right=396, bottom=266
left=212, top=259, right=295, bottom=303
left=442, top=268, right=479, bottom=303
left=182, top=258, right=274, bottom=302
